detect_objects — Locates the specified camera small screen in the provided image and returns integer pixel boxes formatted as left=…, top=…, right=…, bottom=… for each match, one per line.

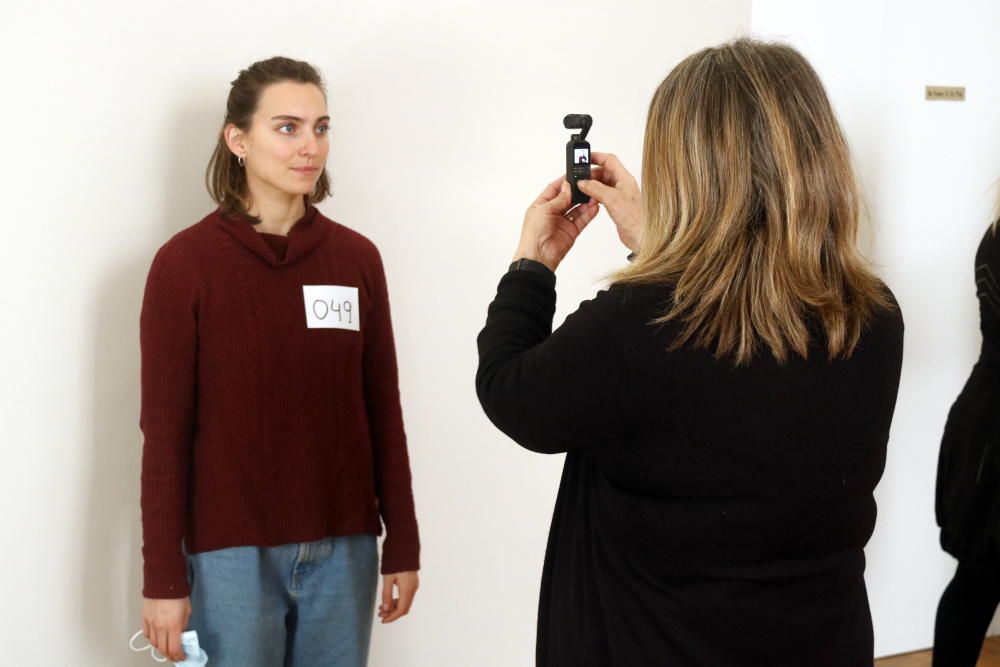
left=574, top=148, right=590, bottom=164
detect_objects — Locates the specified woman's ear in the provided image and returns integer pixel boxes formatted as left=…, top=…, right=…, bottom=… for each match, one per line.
left=223, top=123, right=245, bottom=159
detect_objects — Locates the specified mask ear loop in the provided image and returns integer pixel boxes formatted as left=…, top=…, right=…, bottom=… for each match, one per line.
left=129, top=629, right=169, bottom=662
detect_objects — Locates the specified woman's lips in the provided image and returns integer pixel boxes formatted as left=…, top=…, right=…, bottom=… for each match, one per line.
left=292, top=166, right=318, bottom=173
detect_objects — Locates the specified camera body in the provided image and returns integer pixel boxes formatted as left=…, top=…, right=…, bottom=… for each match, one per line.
left=563, top=114, right=592, bottom=205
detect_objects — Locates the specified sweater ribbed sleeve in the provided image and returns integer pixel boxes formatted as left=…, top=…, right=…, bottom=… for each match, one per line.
left=139, top=238, right=199, bottom=599
left=362, top=247, right=420, bottom=574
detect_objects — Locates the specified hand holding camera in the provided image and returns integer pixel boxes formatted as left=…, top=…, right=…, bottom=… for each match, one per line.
left=513, top=177, right=600, bottom=272
left=577, top=152, right=642, bottom=253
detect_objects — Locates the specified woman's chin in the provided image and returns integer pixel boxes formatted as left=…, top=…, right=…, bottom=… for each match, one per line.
left=282, top=183, right=317, bottom=197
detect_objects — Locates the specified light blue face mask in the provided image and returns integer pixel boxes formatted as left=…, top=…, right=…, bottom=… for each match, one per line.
left=129, top=629, right=208, bottom=665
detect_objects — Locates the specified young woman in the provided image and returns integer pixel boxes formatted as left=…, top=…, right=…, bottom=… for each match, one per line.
left=138, top=56, right=419, bottom=666
left=934, top=218, right=1000, bottom=666
left=477, top=39, right=903, bottom=666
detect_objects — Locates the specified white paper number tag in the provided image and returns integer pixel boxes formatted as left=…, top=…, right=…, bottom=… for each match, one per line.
left=303, top=285, right=360, bottom=331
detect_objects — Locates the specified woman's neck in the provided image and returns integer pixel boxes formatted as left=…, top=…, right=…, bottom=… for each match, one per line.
left=246, top=191, right=307, bottom=236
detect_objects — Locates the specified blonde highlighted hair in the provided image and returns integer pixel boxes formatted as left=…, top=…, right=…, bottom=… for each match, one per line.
left=612, top=38, right=892, bottom=365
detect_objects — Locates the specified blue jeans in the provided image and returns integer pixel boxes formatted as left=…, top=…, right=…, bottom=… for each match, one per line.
left=185, top=534, right=379, bottom=667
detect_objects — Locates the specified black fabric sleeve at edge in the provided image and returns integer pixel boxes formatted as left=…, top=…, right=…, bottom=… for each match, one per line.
left=977, top=226, right=1000, bottom=366
left=475, top=268, right=629, bottom=455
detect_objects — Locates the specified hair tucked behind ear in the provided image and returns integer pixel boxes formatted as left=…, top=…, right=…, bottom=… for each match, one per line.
left=206, top=56, right=331, bottom=222
left=611, top=38, right=893, bottom=365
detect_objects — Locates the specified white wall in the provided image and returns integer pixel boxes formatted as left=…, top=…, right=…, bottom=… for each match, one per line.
left=0, top=2, right=750, bottom=664
left=752, top=0, right=1000, bottom=657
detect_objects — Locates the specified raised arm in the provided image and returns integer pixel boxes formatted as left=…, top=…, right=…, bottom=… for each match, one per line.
left=476, top=267, right=629, bottom=455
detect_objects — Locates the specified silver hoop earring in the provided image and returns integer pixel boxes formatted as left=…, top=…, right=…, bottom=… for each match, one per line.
left=238, top=155, right=245, bottom=167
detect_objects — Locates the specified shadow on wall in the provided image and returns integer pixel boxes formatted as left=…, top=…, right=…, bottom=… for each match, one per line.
left=79, top=91, right=218, bottom=664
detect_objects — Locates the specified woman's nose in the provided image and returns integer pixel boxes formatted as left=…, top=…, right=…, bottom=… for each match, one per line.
left=300, top=133, right=319, bottom=156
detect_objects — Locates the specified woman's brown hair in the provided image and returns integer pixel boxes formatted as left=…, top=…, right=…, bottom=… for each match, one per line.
left=612, top=38, right=892, bottom=365
left=206, top=56, right=332, bottom=221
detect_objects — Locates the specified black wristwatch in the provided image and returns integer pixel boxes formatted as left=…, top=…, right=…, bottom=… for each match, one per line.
left=507, top=257, right=556, bottom=288
left=509, top=258, right=556, bottom=282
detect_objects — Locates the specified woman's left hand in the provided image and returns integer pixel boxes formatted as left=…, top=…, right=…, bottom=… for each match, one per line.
left=379, top=571, right=419, bottom=623
left=512, top=177, right=601, bottom=272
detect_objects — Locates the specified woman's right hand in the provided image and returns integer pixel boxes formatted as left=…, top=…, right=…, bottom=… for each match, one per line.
left=142, top=596, right=192, bottom=662
left=577, top=152, right=642, bottom=252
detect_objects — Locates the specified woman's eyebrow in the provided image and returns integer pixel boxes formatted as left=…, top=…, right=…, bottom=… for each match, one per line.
left=270, top=115, right=331, bottom=122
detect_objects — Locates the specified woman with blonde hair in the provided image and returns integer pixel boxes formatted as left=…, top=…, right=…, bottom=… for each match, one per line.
left=477, top=39, right=903, bottom=665
left=137, top=56, right=420, bottom=666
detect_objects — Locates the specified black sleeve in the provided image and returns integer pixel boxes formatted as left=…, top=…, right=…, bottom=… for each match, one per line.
left=475, top=268, right=629, bottom=455
left=976, top=225, right=1000, bottom=366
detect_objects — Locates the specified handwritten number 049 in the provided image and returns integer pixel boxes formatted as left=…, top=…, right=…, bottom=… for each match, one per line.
left=312, top=299, right=353, bottom=324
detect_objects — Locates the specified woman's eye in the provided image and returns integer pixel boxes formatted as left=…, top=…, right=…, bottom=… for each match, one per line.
left=317, top=125, right=329, bottom=135
left=279, top=123, right=295, bottom=134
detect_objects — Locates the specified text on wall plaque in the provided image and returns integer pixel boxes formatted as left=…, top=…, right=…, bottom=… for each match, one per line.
left=926, top=86, right=966, bottom=101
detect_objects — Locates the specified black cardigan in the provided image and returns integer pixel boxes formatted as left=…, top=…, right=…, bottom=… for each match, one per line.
left=477, top=268, right=904, bottom=666
left=936, top=224, right=1000, bottom=569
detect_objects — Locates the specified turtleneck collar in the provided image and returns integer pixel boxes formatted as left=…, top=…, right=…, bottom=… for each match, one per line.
left=212, top=203, right=329, bottom=267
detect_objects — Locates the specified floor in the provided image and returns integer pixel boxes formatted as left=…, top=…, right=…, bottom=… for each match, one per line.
left=876, top=637, right=1000, bottom=666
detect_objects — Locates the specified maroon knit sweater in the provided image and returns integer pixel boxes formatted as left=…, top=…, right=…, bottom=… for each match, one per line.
left=139, top=203, right=420, bottom=599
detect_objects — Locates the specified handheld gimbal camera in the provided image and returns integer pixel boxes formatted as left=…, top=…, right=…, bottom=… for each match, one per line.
left=563, top=114, right=592, bottom=205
